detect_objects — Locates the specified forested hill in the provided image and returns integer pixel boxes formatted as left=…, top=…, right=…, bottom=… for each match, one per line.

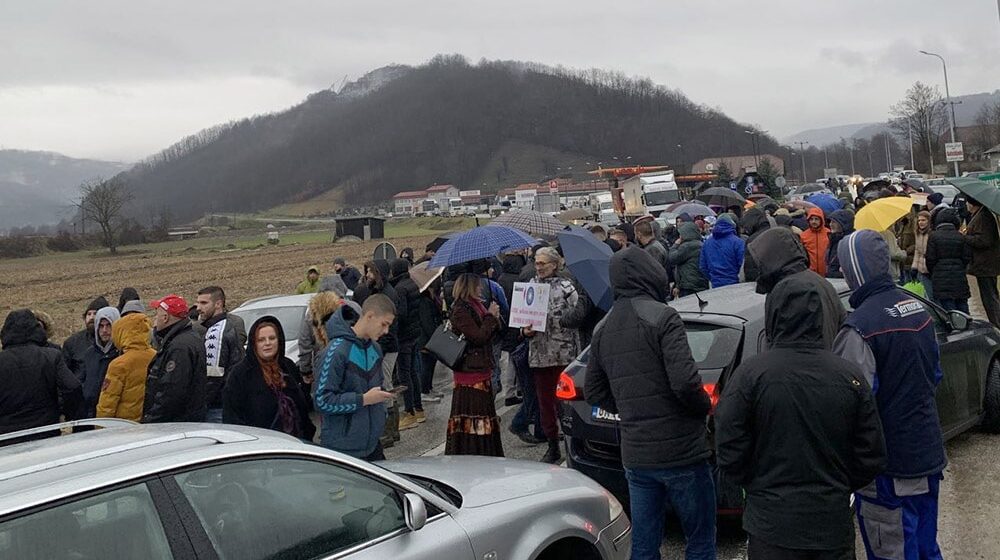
left=123, top=56, right=776, bottom=220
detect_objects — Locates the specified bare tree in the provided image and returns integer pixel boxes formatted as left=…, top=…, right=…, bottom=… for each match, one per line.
left=889, top=82, right=949, bottom=173
left=78, top=177, right=133, bottom=253
left=972, top=100, right=1000, bottom=158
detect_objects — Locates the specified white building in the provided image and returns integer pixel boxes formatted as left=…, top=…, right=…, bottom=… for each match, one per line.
left=393, top=190, right=428, bottom=216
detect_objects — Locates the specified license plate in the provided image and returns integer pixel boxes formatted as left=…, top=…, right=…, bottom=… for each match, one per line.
left=591, top=406, right=620, bottom=422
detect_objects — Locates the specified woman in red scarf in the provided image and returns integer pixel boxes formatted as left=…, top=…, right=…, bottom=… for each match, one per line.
left=223, top=316, right=315, bottom=440
left=445, top=273, right=503, bottom=456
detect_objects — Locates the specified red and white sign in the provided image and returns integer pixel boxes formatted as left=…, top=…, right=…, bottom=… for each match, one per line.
left=945, top=142, right=964, bottom=163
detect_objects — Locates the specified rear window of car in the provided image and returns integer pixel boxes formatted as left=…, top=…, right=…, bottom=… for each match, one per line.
left=232, top=305, right=305, bottom=341
left=578, top=322, right=740, bottom=370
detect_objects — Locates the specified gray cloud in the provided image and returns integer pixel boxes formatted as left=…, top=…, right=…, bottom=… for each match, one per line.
left=1, top=0, right=997, bottom=160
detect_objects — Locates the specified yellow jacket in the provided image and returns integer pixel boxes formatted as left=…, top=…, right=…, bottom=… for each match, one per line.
left=97, top=313, right=156, bottom=421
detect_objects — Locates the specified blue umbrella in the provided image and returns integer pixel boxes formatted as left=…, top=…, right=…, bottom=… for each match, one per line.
left=429, top=225, right=536, bottom=268
left=806, top=193, right=842, bottom=215
left=557, top=226, right=614, bottom=311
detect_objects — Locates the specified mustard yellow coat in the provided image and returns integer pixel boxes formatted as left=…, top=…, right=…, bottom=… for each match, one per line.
left=96, top=313, right=156, bottom=421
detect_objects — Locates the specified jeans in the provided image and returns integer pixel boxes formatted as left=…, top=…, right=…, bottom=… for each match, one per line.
left=500, top=350, right=518, bottom=399
left=397, top=344, right=423, bottom=413
left=205, top=407, right=223, bottom=424
left=917, top=272, right=934, bottom=301
left=420, top=351, right=439, bottom=395
left=510, top=342, right=543, bottom=438
left=625, top=461, right=717, bottom=560
left=937, top=298, right=969, bottom=315
left=491, top=342, right=503, bottom=395
left=976, top=276, right=1000, bottom=328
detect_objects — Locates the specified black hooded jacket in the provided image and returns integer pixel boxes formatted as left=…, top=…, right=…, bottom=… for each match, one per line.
left=351, top=259, right=399, bottom=353
left=62, top=295, right=109, bottom=379
left=585, top=247, right=711, bottom=469
left=825, top=209, right=855, bottom=279
left=748, top=228, right=846, bottom=349
left=715, top=273, right=885, bottom=551
left=926, top=208, right=972, bottom=300
left=0, top=310, right=83, bottom=435
left=389, top=258, right=422, bottom=346
left=223, top=317, right=316, bottom=440
left=142, top=318, right=207, bottom=423
left=740, top=208, right=771, bottom=282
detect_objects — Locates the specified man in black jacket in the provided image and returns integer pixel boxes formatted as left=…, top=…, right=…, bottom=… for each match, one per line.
left=62, top=296, right=110, bottom=381
left=0, top=309, right=83, bottom=439
left=196, top=286, right=245, bottom=423
left=585, top=247, right=715, bottom=560
left=715, top=272, right=886, bottom=559
left=143, top=295, right=207, bottom=423
left=740, top=207, right=771, bottom=282
left=389, top=258, right=425, bottom=430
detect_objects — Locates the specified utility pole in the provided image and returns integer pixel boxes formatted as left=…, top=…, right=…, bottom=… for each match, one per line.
left=823, top=145, right=829, bottom=168
left=847, top=138, right=856, bottom=175
left=794, top=141, right=810, bottom=183
left=920, top=50, right=960, bottom=176
left=745, top=130, right=760, bottom=169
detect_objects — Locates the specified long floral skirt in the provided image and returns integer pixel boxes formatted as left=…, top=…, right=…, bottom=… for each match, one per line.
left=444, top=380, right=504, bottom=457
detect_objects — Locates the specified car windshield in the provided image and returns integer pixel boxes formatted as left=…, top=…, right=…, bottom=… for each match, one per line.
left=644, top=189, right=681, bottom=206
left=232, top=305, right=305, bottom=341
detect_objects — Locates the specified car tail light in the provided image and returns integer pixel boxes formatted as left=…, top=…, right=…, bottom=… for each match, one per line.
left=703, top=383, right=719, bottom=410
left=556, top=371, right=579, bottom=400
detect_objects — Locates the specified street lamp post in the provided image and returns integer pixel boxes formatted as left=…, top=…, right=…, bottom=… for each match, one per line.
left=842, top=137, right=856, bottom=175
left=794, top=141, right=809, bottom=183
left=920, top=50, right=960, bottom=176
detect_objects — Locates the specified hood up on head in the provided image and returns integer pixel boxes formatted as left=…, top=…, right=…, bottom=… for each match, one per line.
left=711, top=218, right=737, bottom=239
left=246, top=315, right=287, bottom=367
left=677, top=212, right=694, bottom=223
left=112, top=312, right=152, bottom=353
left=838, top=230, right=892, bottom=291
left=748, top=228, right=809, bottom=295
left=829, top=209, right=855, bottom=233
left=934, top=207, right=960, bottom=228
left=1, top=309, right=47, bottom=348
left=740, top=207, right=770, bottom=237
left=93, top=306, right=121, bottom=353
left=389, top=258, right=411, bottom=283
left=319, top=274, right=348, bottom=296
left=806, top=207, right=826, bottom=225
left=765, top=271, right=827, bottom=348
left=501, top=254, right=527, bottom=274
left=367, top=259, right=391, bottom=289
left=610, top=246, right=669, bottom=303
left=678, top=222, right=702, bottom=242
left=325, top=300, right=365, bottom=342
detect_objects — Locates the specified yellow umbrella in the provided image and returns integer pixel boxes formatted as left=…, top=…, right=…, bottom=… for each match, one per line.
left=855, top=197, right=913, bottom=232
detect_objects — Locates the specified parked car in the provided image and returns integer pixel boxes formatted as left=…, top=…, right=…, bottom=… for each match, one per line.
left=558, top=281, right=1000, bottom=512
left=0, top=420, right=631, bottom=560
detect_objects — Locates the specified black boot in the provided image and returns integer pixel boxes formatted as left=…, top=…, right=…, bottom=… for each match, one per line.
left=541, top=439, right=562, bottom=464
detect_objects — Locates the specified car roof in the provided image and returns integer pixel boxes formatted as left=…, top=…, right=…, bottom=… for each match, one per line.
left=669, top=279, right=850, bottom=321
left=234, top=293, right=314, bottom=310
left=0, top=423, right=312, bottom=518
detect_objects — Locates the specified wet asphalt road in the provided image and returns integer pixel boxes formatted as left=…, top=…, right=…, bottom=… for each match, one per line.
left=383, top=370, right=1000, bottom=558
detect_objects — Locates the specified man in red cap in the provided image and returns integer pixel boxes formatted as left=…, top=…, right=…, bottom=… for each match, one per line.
left=142, top=294, right=207, bottom=423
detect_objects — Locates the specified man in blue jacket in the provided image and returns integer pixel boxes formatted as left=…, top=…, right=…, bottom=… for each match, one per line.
left=699, top=215, right=745, bottom=287
left=315, top=294, right=397, bottom=461
left=833, top=230, right=946, bottom=560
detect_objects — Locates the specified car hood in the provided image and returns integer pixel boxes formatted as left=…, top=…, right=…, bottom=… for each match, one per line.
left=381, top=456, right=604, bottom=508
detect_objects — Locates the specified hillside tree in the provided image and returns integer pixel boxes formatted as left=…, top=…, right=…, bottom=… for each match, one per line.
left=78, top=177, right=133, bottom=254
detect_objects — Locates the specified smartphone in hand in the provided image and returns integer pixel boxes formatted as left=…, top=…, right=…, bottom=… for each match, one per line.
left=389, top=385, right=408, bottom=395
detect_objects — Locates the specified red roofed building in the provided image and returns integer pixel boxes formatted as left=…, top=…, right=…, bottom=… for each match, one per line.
left=425, top=184, right=460, bottom=208
left=393, top=190, right=428, bottom=215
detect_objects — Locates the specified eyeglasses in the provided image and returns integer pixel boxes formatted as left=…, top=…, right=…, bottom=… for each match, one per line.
left=535, top=260, right=555, bottom=266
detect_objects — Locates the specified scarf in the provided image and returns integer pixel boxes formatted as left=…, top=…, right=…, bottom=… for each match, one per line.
left=255, top=348, right=300, bottom=437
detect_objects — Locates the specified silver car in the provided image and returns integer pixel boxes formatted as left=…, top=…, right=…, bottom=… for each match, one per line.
left=0, top=420, right=631, bottom=559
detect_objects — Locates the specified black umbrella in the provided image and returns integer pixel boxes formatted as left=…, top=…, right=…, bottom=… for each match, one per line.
left=697, top=187, right=746, bottom=203
left=427, top=232, right=460, bottom=253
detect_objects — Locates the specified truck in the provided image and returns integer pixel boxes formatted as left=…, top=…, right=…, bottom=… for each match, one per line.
left=620, top=170, right=680, bottom=217
left=590, top=192, right=619, bottom=225
left=446, top=198, right=463, bottom=216
left=419, top=199, right=438, bottom=216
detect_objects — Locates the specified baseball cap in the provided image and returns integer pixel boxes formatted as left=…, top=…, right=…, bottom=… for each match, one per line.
left=150, top=294, right=188, bottom=318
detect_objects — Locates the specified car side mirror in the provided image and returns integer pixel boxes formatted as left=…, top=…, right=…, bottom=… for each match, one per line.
left=948, top=310, right=970, bottom=331
left=403, top=493, right=427, bottom=531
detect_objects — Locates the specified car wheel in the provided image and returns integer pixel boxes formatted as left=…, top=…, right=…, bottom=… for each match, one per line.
left=982, top=360, right=1000, bottom=434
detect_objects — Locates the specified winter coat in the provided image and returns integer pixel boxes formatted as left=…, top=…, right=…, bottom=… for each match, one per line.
left=450, top=299, right=501, bottom=373
left=699, top=219, right=745, bottom=287
left=142, top=318, right=207, bottom=423
left=926, top=209, right=972, bottom=300
left=836, top=230, right=947, bottom=478
left=748, top=228, right=846, bottom=350
left=799, top=208, right=831, bottom=277
left=416, top=291, right=443, bottom=349
left=77, top=306, right=121, bottom=415
left=585, top=247, right=711, bottom=469
left=389, top=258, right=422, bottom=346
left=716, top=271, right=885, bottom=551
left=352, top=259, right=400, bottom=353
left=964, top=206, right=1000, bottom=277
left=338, top=266, right=363, bottom=291
left=640, top=238, right=670, bottom=274
left=559, top=278, right=606, bottom=350
left=740, top=208, right=771, bottom=282
left=880, top=229, right=907, bottom=279
left=900, top=221, right=917, bottom=270
left=0, top=310, right=83, bottom=434
left=202, top=312, right=245, bottom=409
left=527, top=275, right=580, bottom=368
left=223, top=317, right=316, bottom=440
left=97, top=313, right=155, bottom=421
left=825, top=209, right=855, bottom=279
left=62, top=329, right=93, bottom=382
left=314, top=304, right=386, bottom=458
left=296, top=275, right=320, bottom=295
left=912, top=226, right=931, bottom=275
left=669, top=223, right=710, bottom=293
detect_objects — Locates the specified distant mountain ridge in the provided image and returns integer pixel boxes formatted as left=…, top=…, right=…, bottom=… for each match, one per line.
left=0, top=150, right=129, bottom=228
left=118, top=56, right=780, bottom=222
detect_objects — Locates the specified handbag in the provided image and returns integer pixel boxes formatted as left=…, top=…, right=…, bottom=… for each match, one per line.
left=425, top=321, right=466, bottom=369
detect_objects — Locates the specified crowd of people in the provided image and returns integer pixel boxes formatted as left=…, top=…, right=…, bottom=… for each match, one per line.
left=0, top=185, right=998, bottom=560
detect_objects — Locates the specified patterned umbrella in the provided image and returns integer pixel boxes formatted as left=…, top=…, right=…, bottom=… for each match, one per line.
left=428, top=226, right=537, bottom=268
left=491, top=209, right=565, bottom=237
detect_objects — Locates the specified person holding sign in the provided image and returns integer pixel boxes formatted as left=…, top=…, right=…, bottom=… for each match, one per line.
left=520, top=247, right=580, bottom=464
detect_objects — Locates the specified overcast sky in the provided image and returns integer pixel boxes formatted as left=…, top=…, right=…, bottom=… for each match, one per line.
left=2, top=0, right=997, bottom=162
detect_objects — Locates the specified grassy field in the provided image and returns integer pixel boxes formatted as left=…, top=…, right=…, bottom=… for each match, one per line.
left=0, top=217, right=475, bottom=342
